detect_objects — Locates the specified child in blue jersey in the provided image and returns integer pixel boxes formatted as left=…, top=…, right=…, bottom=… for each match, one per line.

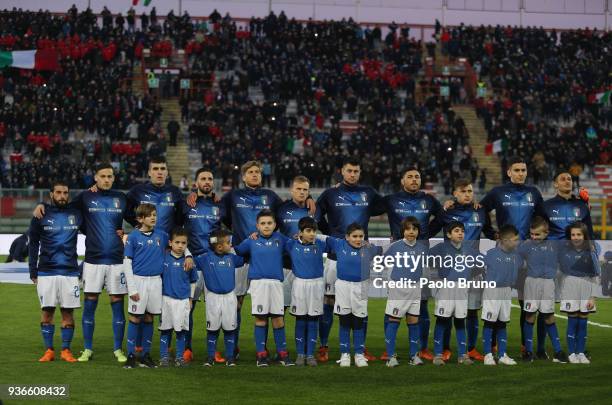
left=123, top=204, right=169, bottom=369
left=285, top=217, right=327, bottom=367
left=322, top=223, right=382, bottom=368
left=234, top=209, right=294, bottom=367
left=195, top=229, right=244, bottom=367
left=383, top=217, right=428, bottom=367
left=158, top=228, right=198, bottom=367
left=430, top=221, right=474, bottom=366
left=481, top=224, right=522, bottom=366
left=559, top=222, right=600, bottom=364
left=518, top=217, right=568, bottom=363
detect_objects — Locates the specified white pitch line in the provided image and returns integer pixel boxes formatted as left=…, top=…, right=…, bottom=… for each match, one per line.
left=510, top=304, right=612, bottom=329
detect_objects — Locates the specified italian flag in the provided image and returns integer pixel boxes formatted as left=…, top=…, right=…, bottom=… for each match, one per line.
left=0, top=49, right=59, bottom=71
left=596, top=90, right=611, bottom=105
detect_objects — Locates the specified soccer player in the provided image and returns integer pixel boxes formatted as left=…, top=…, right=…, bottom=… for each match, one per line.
left=430, top=178, right=495, bottom=362
left=195, top=229, right=244, bottom=367
left=518, top=217, right=568, bottom=363
left=234, top=209, right=294, bottom=367
left=32, top=164, right=129, bottom=363
left=429, top=221, right=475, bottom=366
left=382, top=167, right=442, bottom=362
left=559, top=222, right=599, bottom=364
left=481, top=224, right=522, bottom=366
left=159, top=228, right=198, bottom=367
left=285, top=217, right=327, bottom=366
left=315, top=158, right=385, bottom=362
left=179, top=167, right=223, bottom=362
left=383, top=217, right=427, bottom=367
left=322, top=223, right=382, bottom=367
left=29, top=181, right=83, bottom=362
left=123, top=204, right=169, bottom=369
left=543, top=171, right=593, bottom=240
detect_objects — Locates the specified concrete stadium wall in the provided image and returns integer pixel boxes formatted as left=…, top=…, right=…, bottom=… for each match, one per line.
left=1, top=0, right=610, bottom=30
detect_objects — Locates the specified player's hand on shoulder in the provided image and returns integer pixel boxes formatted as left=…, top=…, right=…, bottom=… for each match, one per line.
left=213, top=192, right=221, bottom=203
left=186, top=192, right=198, bottom=207
left=89, top=184, right=99, bottom=193
left=306, top=198, right=316, bottom=215
left=33, top=204, right=45, bottom=219
left=116, top=229, right=125, bottom=238
left=443, top=200, right=454, bottom=211
left=184, top=257, right=194, bottom=271
left=31, top=277, right=37, bottom=284
left=130, top=292, right=140, bottom=301
left=249, top=232, right=259, bottom=240
left=473, top=200, right=482, bottom=209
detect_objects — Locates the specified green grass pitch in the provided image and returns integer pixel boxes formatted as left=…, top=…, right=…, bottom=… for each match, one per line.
left=0, top=282, right=611, bottom=404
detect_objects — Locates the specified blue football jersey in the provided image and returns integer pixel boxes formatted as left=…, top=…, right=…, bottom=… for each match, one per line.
left=326, top=237, right=382, bottom=282
left=483, top=247, right=523, bottom=287
left=557, top=242, right=600, bottom=277
left=285, top=239, right=327, bottom=279
left=384, top=239, right=429, bottom=282
left=234, top=232, right=289, bottom=281
left=384, top=190, right=442, bottom=240
left=543, top=195, right=593, bottom=240
left=180, top=196, right=223, bottom=256
left=124, top=229, right=169, bottom=277
left=517, top=240, right=558, bottom=279
left=276, top=200, right=320, bottom=237
left=195, top=252, right=245, bottom=294
left=161, top=253, right=198, bottom=299
left=126, top=182, right=184, bottom=233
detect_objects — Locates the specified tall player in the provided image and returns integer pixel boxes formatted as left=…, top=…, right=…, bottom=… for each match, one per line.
left=30, top=181, right=83, bottom=363
left=543, top=171, right=593, bottom=240
left=33, top=164, right=129, bottom=363
left=381, top=167, right=443, bottom=361
left=315, top=157, right=386, bottom=362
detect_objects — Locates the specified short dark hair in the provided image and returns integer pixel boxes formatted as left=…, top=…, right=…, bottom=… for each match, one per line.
left=241, top=160, right=262, bottom=176
left=553, top=170, right=571, bottom=182
left=170, top=227, right=189, bottom=240
left=95, top=162, right=114, bottom=174
left=445, top=220, right=464, bottom=235
left=195, top=167, right=214, bottom=180
left=135, top=203, right=156, bottom=219
left=342, top=157, right=361, bottom=168
left=346, top=222, right=364, bottom=235
left=149, top=157, right=167, bottom=167
left=400, top=167, right=420, bottom=178
left=298, top=217, right=317, bottom=232
left=401, top=216, right=420, bottom=235
left=256, top=209, right=275, bottom=222
left=507, top=156, right=526, bottom=167
left=453, top=177, right=472, bottom=190
left=50, top=180, right=69, bottom=192
left=498, top=224, right=519, bottom=239
left=530, top=216, right=548, bottom=230
left=210, top=229, right=231, bottom=246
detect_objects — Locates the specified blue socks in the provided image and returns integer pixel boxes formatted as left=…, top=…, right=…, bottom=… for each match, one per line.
left=523, top=321, right=534, bottom=352
left=320, top=304, right=334, bottom=347
left=224, top=330, right=235, bottom=360
left=536, top=314, right=546, bottom=353
left=207, top=329, right=219, bottom=358
left=142, top=322, right=153, bottom=354
left=576, top=318, right=588, bottom=354
left=384, top=321, right=400, bottom=357
left=353, top=324, right=365, bottom=355
left=82, top=299, right=98, bottom=350
left=339, top=322, right=351, bottom=354
left=61, top=326, right=74, bottom=350
left=160, top=329, right=172, bottom=358
left=306, top=317, right=318, bottom=356
left=419, top=302, right=430, bottom=350
left=41, top=323, right=55, bottom=349
left=467, top=312, right=478, bottom=351
left=295, top=317, right=307, bottom=355
left=546, top=322, right=562, bottom=353
left=443, top=321, right=452, bottom=350
left=408, top=323, right=420, bottom=357
left=127, top=321, right=138, bottom=355
left=273, top=326, right=287, bottom=354
left=497, top=327, right=508, bottom=357
left=567, top=316, right=578, bottom=354
left=433, top=319, right=446, bottom=356
left=254, top=325, right=266, bottom=354
left=456, top=323, right=467, bottom=357
left=111, top=301, right=125, bottom=351
left=483, top=325, right=493, bottom=354
left=136, top=322, right=143, bottom=348
left=175, top=331, right=186, bottom=359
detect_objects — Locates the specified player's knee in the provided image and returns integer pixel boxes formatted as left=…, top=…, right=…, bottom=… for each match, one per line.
left=271, top=316, right=284, bottom=328
left=128, top=314, right=141, bottom=324
left=567, top=311, right=579, bottom=318
left=483, top=320, right=496, bottom=329
left=453, top=317, right=466, bottom=330
left=578, top=313, right=589, bottom=319
left=406, top=315, right=419, bottom=325
left=339, top=314, right=352, bottom=328
left=109, top=294, right=123, bottom=303
left=324, top=296, right=335, bottom=305
left=544, top=313, right=555, bottom=324
left=143, top=313, right=154, bottom=323
left=388, top=316, right=401, bottom=323
left=352, top=315, right=365, bottom=330
left=85, top=293, right=99, bottom=301
left=255, top=316, right=268, bottom=326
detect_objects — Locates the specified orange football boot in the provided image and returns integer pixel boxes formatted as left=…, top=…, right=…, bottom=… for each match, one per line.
left=418, top=348, right=434, bottom=361
left=214, top=351, right=226, bottom=363
left=468, top=348, right=484, bottom=361
left=316, top=346, right=329, bottom=362
left=60, top=349, right=78, bottom=363
left=39, top=349, right=55, bottom=362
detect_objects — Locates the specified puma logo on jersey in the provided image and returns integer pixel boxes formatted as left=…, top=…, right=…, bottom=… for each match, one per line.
left=239, top=197, right=247, bottom=203
left=144, top=194, right=152, bottom=199
left=46, top=219, right=54, bottom=224
left=191, top=208, right=198, bottom=212
left=553, top=209, right=559, bottom=214
left=91, top=201, right=99, bottom=206
left=504, top=194, right=511, bottom=199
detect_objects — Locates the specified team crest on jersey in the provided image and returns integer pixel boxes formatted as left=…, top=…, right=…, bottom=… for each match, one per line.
left=274, top=240, right=280, bottom=247
left=156, top=238, right=161, bottom=246
left=68, top=215, right=76, bottom=225
left=166, top=193, right=173, bottom=202
left=113, top=198, right=120, bottom=208
left=212, top=206, right=219, bottom=216
left=361, top=192, right=368, bottom=202
left=473, top=213, right=479, bottom=222
left=573, top=207, right=581, bottom=217
left=526, top=193, right=533, bottom=203
left=261, top=195, right=268, bottom=206
left=421, top=200, right=427, bottom=210
left=147, top=240, right=153, bottom=245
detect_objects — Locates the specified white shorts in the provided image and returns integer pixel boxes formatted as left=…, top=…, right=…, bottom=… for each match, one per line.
left=128, top=275, right=162, bottom=315
left=385, top=285, right=421, bottom=318
left=37, top=275, right=81, bottom=309
left=481, top=287, right=512, bottom=322
left=283, top=268, right=294, bottom=307
left=523, top=277, right=555, bottom=314
left=82, top=262, right=127, bottom=295
left=324, top=259, right=337, bottom=296
left=290, top=277, right=325, bottom=316
left=468, top=286, right=483, bottom=310
left=250, top=279, right=284, bottom=316
left=205, top=289, right=238, bottom=330
left=334, top=279, right=368, bottom=318
left=560, top=275, right=597, bottom=313
left=434, top=287, right=468, bottom=318
left=192, top=271, right=205, bottom=301
left=235, top=264, right=249, bottom=296
left=159, top=296, right=190, bottom=332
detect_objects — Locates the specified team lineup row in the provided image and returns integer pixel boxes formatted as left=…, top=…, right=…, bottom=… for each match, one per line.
left=28, top=156, right=598, bottom=367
